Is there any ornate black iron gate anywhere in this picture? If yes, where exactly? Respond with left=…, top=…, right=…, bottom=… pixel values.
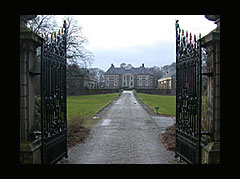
left=175, top=20, right=202, bottom=164
left=41, top=21, right=68, bottom=164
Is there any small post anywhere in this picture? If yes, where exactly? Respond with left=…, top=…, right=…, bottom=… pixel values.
left=155, top=107, right=159, bottom=115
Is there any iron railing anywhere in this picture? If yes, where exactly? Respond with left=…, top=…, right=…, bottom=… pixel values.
left=41, top=20, right=68, bottom=164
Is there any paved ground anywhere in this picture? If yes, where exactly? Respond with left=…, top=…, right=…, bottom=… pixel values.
left=61, top=91, right=178, bottom=164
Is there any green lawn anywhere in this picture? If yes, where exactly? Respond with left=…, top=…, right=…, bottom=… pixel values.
left=67, top=93, right=119, bottom=119
left=136, top=93, right=176, bottom=116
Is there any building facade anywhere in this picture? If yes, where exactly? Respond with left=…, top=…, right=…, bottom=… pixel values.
left=158, top=69, right=176, bottom=90
left=104, top=63, right=154, bottom=89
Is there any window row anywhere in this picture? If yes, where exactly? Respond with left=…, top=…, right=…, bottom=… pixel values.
left=138, top=79, right=152, bottom=86
left=105, top=75, right=119, bottom=80
left=105, top=79, right=118, bottom=86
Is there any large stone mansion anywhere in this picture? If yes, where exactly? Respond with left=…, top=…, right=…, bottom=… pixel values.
left=104, top=63, right=154, bottom=89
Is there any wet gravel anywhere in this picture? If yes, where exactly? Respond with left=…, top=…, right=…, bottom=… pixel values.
left=60, top=91, right=183, bottom=164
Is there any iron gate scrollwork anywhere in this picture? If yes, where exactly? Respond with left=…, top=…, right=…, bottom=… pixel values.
left=41, top=20, right=67, bottom=164
left=175, top=20, right=202, bottom=164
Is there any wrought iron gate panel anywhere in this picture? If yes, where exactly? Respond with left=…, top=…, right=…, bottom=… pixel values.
left=175, top=21, right=202, bottom=164
left=41, top=21, right=67, bottom=164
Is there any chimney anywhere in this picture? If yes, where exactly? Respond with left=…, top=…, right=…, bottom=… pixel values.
left=142, top=63, right=144, bottom=68
left=111, top=63, right=114, bottom=68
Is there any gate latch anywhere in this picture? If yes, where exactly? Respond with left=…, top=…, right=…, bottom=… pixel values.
left=29, top=72, right=41, bottom=76
left=201, top=72, right=213, bottom=77
left=201, top=131, right=212, bottom=136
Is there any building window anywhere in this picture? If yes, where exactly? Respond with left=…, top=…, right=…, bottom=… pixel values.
left=105, top=76, right=109, bottom=87
left=145, top=76, right=149, bottom=86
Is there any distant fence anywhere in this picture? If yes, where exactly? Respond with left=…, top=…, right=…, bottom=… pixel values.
left=67, top=88, right=120, bottom=96
left=135, top=89, right=176, bottom=96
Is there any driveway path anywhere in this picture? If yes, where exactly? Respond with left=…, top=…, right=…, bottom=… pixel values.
left=62, top=91, right=177, bottom=164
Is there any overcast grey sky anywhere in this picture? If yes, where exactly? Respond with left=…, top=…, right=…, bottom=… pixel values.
left=56, top=15, right=217, bottom=71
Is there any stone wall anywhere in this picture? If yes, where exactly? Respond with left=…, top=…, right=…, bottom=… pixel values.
left=20, top=16, right=42, bottom=164
left=200, top=16, right=220, bottom=164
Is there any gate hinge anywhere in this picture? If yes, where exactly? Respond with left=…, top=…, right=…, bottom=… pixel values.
left=30, top=130, right=41, bottom=140
left=201, top=131, right=212, bottom=136
left=201, top=72, right=213, bottom=77
left=29, top=72, right=41, bottom=76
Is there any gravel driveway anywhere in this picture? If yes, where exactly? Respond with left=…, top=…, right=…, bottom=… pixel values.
left=61, top=91, right=178, bottom=164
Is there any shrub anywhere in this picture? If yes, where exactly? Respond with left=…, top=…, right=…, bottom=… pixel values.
left=34, top=96, right=41, bottom=131
left=160, top=124, right=176, bottom=151
left=67, top=116, right=87, bottom=137
left=67, top=116, right=90, bottom=147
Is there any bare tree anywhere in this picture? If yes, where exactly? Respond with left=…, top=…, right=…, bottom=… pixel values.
left=64, top=16, right=94, bottom=67
left=27, top=15, right=58, bottom=35
left=27, top=15, right=94, bottom=67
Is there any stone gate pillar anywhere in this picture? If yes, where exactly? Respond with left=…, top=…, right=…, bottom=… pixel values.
left=20, top=15, right=42, bottom=164
left=200, top=15, right=220, bottom=164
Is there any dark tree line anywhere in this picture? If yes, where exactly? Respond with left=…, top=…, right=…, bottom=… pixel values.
left=67, top=63, right=105, bottom=89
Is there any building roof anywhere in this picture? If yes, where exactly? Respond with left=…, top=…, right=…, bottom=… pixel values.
left=159, top=69, right=176, bottom=80
left=105, top=64, right=154, bottom=75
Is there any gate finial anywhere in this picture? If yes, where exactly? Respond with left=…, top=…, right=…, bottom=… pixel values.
left=46, top=33, right=48, bottom=42
left=175, top=19, right=179, bottom=29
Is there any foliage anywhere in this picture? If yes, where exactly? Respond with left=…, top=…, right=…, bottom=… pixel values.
left=160, top=124, right=176, bottom=151
left=137, top=93, right=176, bottom=116
left=67, top=115, right=92, bottom=148
left=34, top=96, right=41, bottom=131
left=201, top=96, right=209, bottom=133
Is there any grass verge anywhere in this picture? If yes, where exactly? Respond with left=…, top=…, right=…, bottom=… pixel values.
left=67, top=93, right=119, bottom=119
left=136, top=93, right=176, bottom=116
